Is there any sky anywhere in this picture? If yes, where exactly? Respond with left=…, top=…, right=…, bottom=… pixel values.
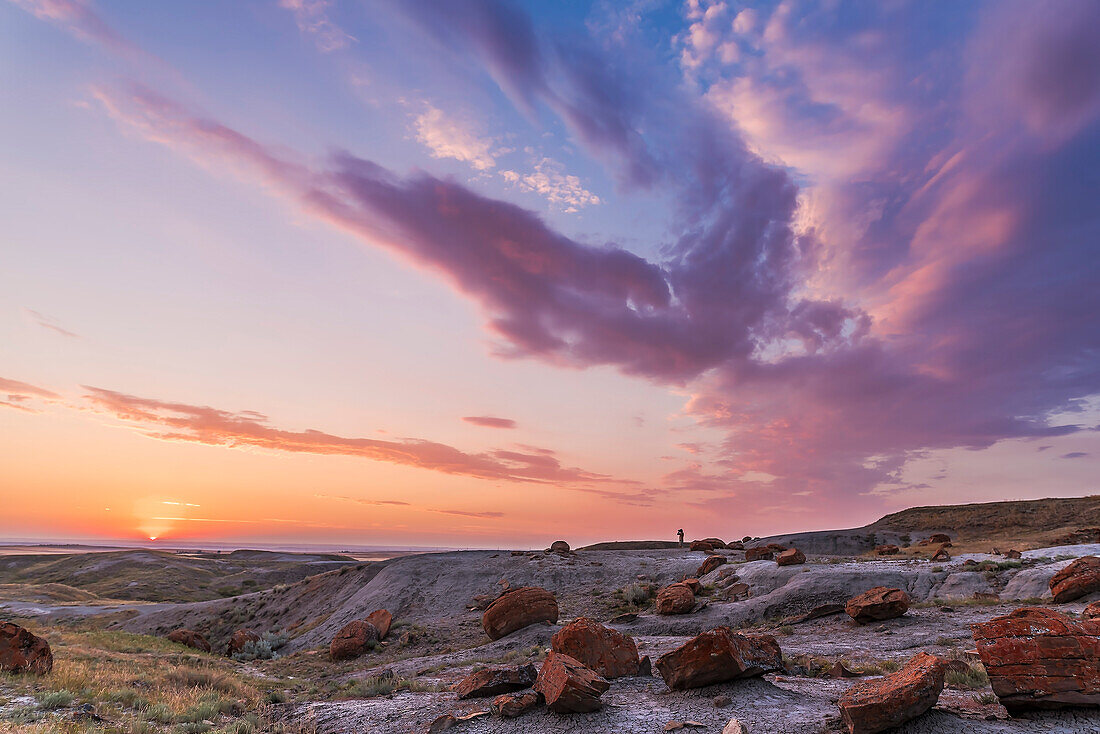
left=1, top=0, right=1098, bottom=549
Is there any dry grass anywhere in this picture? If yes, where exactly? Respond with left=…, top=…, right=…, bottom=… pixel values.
left=0, top=621, right=270, bottom=734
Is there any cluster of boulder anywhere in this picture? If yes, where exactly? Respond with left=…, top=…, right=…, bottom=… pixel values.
left=450, top=615, right=643, bottom=718
left=688, top=537, right=744, bottom=552
left=450, top=613, right=784, bottom=722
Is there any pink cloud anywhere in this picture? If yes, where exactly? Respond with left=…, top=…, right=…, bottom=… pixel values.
left=9, top=0, right=152, bottom=63
left=0, top=376, right=61, bottom=413
left=462, top=416, right=517, bottom=429
left=82, top=385, right=618, bottom=487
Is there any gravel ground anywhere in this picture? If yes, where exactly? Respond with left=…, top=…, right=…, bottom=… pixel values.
left=271, top=594, right=1100, bottom=734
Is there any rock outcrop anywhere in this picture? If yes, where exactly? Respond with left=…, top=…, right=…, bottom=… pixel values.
left=1049, top=556, right=1100, bottom=603
left=931, top=548, right=951, bottom=562
left=455, top=664, right=538, bottom=699
left=482, top=587, right=559, bottom=640
left=0, top=622, right=52, bottom=674
left=875, top=544, right=900, bottom=556
left=551, top=617, right=640, bottom=678
left=225, top=629, right=260, bottom=656
left=845, top=587, right=910, bottom=624
left=656, top=583, right=695, bottom=615
left=777, top=548, right=806, bottom=566
left=167, top=629, right=211, bottom=653
left=366, top=609, right=392, bottom=640
left=329, top=620, right=378, bottom=661
left=838, top=652, right=946, bottom=734
left=1083, top=600, right=1100, bottom=620
left=655, top=628, right=782, bottom=690
left=550, top=540, right=570, bottom=553
left=697, top=554, right=726, bottom=577
left=972, top=606, right=1100, bottom=711
left=701, top=538, right=727, bottom=549
left=534, top=651, right=609, bottom=713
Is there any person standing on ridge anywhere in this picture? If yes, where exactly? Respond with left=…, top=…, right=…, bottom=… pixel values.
left=677, top=528, right=684, bottom=547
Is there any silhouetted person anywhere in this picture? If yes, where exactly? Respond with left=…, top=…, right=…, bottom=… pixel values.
left=677, top=528, right=684, bottom=547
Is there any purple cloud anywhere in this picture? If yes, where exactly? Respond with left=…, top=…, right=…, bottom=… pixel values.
left=87, top=0, right=1099, bottom=526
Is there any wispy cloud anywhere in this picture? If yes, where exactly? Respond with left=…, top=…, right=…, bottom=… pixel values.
left=314, top=494, right=503, bottom=519
left=22, top=308, right=79, bottom=338
left=10, top=0, right=131, bottom=51
left=278, top=0, right=355, bottom=52
left=462, top=415, right=516, bottom=429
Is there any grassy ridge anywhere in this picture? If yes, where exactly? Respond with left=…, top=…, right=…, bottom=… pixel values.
left=0, top=551, right=356, bottom=604
left=869, top=495, right=1100, bottom=549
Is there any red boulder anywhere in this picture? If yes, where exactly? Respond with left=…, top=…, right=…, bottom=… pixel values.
left=455, top=664, right=537, bottom=698
left=551, top=617, right=640, bottom=678
left=225, top=628, right=260, bottom=656
left=838, top=652, right=946, bottom=734
left=656, top=583, right=695, bottom=615
left=972, top=607, right=1100, bottom=711
left=534, top=651, right=609, bottom=713
left=777, top=548, right=806, bottom=566
left=846, top=587, right=910, bottom=624
left=696, top=554, right=726, bottom=577
left=366, top=609, right=392, bottom=640
left=745, top=547, right=774, bottom=562
left=329, top=620, right=378, bottom=661
left=482, top=587, right=559, bottom=640
left=690, top=540, right=714, bottom=552
left=0, top=622, right=52, bottom=675
left=1049, top=556, right=1100, bottom=603
left=875, top=544, right=900, bottom=556
left=491, top=690, right=542, bottom=718
left=655, top=627, right=782, bottom=690
left=1082, top=600, right=1100, bottom=620
left=167, top=629, right=211, bottom=653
